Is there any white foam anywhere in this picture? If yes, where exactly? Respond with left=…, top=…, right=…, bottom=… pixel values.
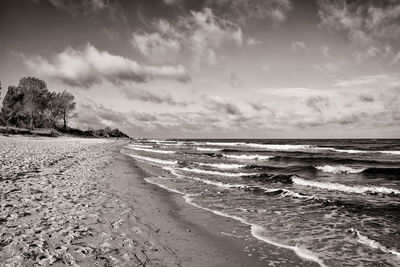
left=196, top=162, right=245, bottom=169
left=183, top=194, right=326, bottom=267
left=176, top=167, right=256, bottom=177
left=292, top=177, right=400, bottom=195
left=126, top=154, right=177, bottom=165
left=196, top=147, right=221, bottom=152
left=126, top=146, right=175, bottom=154
left=379, top=150, right=400, bottom=155
left=205, top=142, right=242, bottom=146
left=203, top=142, right=400, bottom=155
left=223, top=154, right=272, bottom=160
left=351, top=228, right=400, bottom=257
left=128, top=144, right=154, bottom=148
left=315, top=165, right=365, bottom=174
left=246, top=143, right=312, bottom=150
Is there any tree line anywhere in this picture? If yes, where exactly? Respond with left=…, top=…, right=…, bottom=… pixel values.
left=0, top=77, right=129, bottom=138
left=0, top=77, right=76, bottom=129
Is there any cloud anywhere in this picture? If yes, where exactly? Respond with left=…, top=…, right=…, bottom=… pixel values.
left=229, top=73, right=241, bottom=88
left=72, top=101, right=159, bottom=132
left=313, top=62, right=338, bottom=74
left=121, top=88, right=188, bottom=106
left=132, top=8, right=243, bottom=66
left=41, top=0, right=121, bottom=18
left=290, top=41, right=308, bottom=53
left=246, top=37, right=262, bottom=46
left=390, top=51, right=400, bottom=66
left=163, top=0, right=182, bottom=5
left=334, top=74, right=400, bottom=87
left=317, top=0, right=400, bottom=47
left=206, top=0, right=293, bottom=25
left=132, top=20, right=181, bottom=62
left=306, top=96, right=330, bottom=113
left=24, top=44, right=190, bottom=88
left=203, top=97, right=242, bottom=115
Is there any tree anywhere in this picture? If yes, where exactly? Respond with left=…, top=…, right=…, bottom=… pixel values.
left=47, top=92, right=62, bottom=128
left=58, top=90, right=76, bottom=130
left=1, top=86, right=26, bottom=127
left=18, top=77, right=49, bottom=129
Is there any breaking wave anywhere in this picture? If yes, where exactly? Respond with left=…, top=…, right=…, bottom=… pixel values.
left=195, top=162, right=245, bottom=169
left=126, top=154, right=178, bottom=165
left=196, top=147, right=222, bottom=152
left=292, top=177, right=400, bottom=196
left=223, top=154, right=272, bottom=160
left=350, top=228, right=400, bottom=257
left=126, top=146, right=175, bottom=154
left=315, top=165, right=366, bottom=174
left=176, top=167, right=256, bottom=177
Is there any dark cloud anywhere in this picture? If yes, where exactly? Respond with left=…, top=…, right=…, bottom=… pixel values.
left=24, top=44, right=191, bottom=88
left=121, top=88, right=188, bottom=106
left=359, top=94, right=374, bottom=102
left=203, top=97, right=242, bottom=115
left=306, top=96, right=330, bottom=113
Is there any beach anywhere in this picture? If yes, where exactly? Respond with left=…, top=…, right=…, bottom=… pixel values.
left=0, top=136, right=319, bottom=266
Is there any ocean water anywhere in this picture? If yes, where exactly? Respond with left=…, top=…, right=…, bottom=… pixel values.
left=121, top=139, right=400, bottom=266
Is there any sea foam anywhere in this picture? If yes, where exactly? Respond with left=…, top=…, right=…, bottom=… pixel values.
left=183, top=194, right=327, bottom=267
left=223, top=154, right=272, bottom=160
left=126, top=146, right=175, bottom=154
left=292, top=177, right=400, bottom=195
left=196, top=147, right=222, bottom=152
left=196, top=162, right=245, bottom=169
left=315, top=165, right=365, bottom=174
left=176, top=167, right=256, bottom=177
left=350, top=228, right=400, bottom=257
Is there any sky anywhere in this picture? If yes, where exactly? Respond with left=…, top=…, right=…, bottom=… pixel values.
left=0, top=0, right=399, bottom=138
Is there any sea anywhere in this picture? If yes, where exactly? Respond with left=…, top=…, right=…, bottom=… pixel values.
left=121, top=139, right=400, bottom=266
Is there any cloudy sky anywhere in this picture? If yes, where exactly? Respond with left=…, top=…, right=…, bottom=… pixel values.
left=1, top=0, right=400, bottom=138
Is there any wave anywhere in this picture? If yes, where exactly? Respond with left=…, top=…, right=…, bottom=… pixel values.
left=128, top=144, right=154, bottom=148
left=380, top=150, right=400, bottom=155
left=292, top=177, right=400, bottom=196
left=183, top=194, right=327, bottom=267
left=315, top=165, right=400, bottom=178
left=197, top=141, right=400, bottom=155
left=196, top=162, right=245, bottom=169
left=207, top=142, right=312, bottom=151
left=362, top=167, right=400, bottom=177
left=244, top=173, right=294, bottom=184
left=196, top=147, right=222, bottom=152
left=223, top=154, right=272, bottom=160
left=126, top=154, right=178, bottom=165
left=315, top=165, right=365, bottom=174
left=350, top=228, right=400, bottom=257
left=185, top=174, right=313, bottom=199
left=176, top=167, right=256, bottom=177
left=126, top=146, right=175, bottom=154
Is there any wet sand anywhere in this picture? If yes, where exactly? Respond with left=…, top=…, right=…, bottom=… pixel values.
left=0, top=136, right=316, bottom=266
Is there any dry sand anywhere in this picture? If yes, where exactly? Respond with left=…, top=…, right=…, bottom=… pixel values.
left=0, top=136, right=314, bottom=267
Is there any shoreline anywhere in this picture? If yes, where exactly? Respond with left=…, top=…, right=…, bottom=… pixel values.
left=117, top=147, right=320, bottom=266
left=0, top=136, right=319, bottom=266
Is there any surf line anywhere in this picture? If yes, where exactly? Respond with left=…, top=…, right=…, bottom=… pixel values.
left=183, top=194, right=328, bottom=267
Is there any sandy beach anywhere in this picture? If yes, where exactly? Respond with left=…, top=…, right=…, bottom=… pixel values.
left=0, top=136, right=319, bottom=266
